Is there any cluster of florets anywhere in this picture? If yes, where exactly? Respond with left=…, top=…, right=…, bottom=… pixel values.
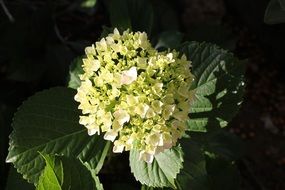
left=75, top=28, right=194, bottom=163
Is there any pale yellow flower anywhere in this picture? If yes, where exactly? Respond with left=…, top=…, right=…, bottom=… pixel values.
left=75, top=28, right=194, bottom=163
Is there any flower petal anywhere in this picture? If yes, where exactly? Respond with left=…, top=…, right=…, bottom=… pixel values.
left=121, top=67, right=137, bottom=85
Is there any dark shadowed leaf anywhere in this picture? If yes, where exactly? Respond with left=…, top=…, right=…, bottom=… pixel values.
left=155, top=31, right=183, bottom=50
left=109, top=0, right=154, bottom=34
left=179, top=42, right=245, bottom=132
left=203, top=130, right=244, bottom=161
left=176, top=140, right=209, bottom=190
left=205, top=155, right=240, bottom=190
left=279, top=0, right=285, bottom=10
left=264, top=0, right=285, bottom=24
left=175, top=137, right=241, bottom=190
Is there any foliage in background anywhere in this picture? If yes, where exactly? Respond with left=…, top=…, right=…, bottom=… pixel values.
left=264, top=0, right=285, bottom=24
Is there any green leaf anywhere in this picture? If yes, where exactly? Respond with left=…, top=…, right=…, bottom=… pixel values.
left=175, top=138, right=241, bottom=190
left=179, top=42, right=245, bottom=132
left=155, top=31, right=183, bottom=50
left=109, top=0, right=154, bottom=34
left=81, top=0, right=97, bottom=8
left=6, top=87, right=110, bottom=184
left=141, top=185, right=168, bottom=190
left=36, top=154, right=102, bottom=190
left=176, top=140, right=209, bottom=190
left=264, top=0, right=285, bottom=24
left=68, top=57, right=84, bottom=89
left=135, top=136, right=243, bottom=189
left=203, top=130, right=244, bottom=161
left=134, top=135, right=243, bottom=190
left=130, top=146, right=183, bottom=188
left=36, top=154, right=62, bottom=190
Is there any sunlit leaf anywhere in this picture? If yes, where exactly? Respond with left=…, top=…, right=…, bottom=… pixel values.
left=130, top=146, right=183, bottom=188
left=36, top=154, right=62, bottom=190
left=81, top=0, right=97, bottom=8
left=6, top=87, right=110, bottom=184
left=36, top=154, right=102, bottom=190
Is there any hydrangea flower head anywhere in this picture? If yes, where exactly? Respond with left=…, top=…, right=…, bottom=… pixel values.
left=75, top=28, right=194, bottom=163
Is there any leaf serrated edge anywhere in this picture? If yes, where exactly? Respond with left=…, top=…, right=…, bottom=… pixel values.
left=130, top=146, right=184, bottom=189
left=5, top=87, right=77, bottom=184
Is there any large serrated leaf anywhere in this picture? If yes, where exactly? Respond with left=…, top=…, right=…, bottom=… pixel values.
left=6, top=87, right=110, bottom=184
left=180, top=42, right=245, bottom=132
left=130, top=146, right=183, bottom=188
left=141, top=185, right=170, bottom=190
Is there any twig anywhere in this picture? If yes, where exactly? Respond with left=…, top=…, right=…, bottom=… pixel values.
left=0, top=0, right=15, bottom=22
left=54, top=23, right=66, bottom=43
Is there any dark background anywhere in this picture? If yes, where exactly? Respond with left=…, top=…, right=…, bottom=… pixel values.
left=0, top=0, right=285, bottom=189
